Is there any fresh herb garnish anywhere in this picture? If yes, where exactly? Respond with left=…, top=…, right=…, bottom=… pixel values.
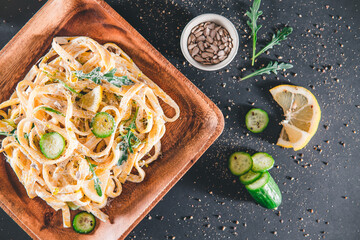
left=57, top=79, right=83, bottom=96
left=74, top=67, right=102, bottom=84
left=103, top=68, right=133, bottom=87
left=74, top=67, right=134, bottom=88
left=117, top=108, right=141, bottom=166
left=86, top=157, right=102, bottom=197
left=240, top=61, right=293, bottom=81
left=0, top=132, right=13, bottom=137
left=38, top=106, right=65, bottom=117
left=246, top=0, right=263, bottom=66
left=254, top=27, right=293, bottom=60
left=0, top=130, right=28, bottom=143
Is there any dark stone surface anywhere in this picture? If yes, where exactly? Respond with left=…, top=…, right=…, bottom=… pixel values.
left=0, top=0, right=359, bottom=239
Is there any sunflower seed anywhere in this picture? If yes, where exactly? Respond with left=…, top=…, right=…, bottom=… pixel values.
left=195, top=31, right=203, bottom=37
left=196, top=35, right=206, bottom=42
left=205, top=27, right=210, bottom=36
left=206, top=48, right=214, bottom=53
left=198, top=41, right=204, bottom=51
left=210, top=44, right=219, bottom=52
left=191, top=47, right=199, bottom=56
left=218, top=50, right=225, bottom=57
left=191, top=26, right=199, bottom=33
left=194, top=55, right=204, bottom=62
left=219, top=55, right=226, bottom=61
left=188, top=43, right=197, bottom=50
left=206, top=36, right=214, bottom=43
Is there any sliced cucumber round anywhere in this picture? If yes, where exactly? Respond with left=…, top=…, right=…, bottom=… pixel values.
left=245, top=108, right=269, bottom=133
left=39, top=132, right=65, bottom=159
left=228, top=152, right=252, bottom=176
left=91, top=112, right=115, bottom=138
left=245, top=171, right=282, bottom=209
left=251, top=152, right=275, bottom=172
left=239, top=170, right=262, bottom=185
left=72, top=211, right=96, bottom=234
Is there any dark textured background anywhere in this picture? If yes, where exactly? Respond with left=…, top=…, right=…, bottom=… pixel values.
left=0, top=0, right=359, bottom=239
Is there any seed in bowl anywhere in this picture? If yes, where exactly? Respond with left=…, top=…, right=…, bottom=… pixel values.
left=187, top=21, right=233, bottom=65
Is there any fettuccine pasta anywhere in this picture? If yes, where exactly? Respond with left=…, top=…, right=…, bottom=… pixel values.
left=0, top=37, right=179, bottom=228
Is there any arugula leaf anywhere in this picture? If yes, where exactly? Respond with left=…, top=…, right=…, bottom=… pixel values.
left=254, top=26, right=293, bottom=59
left=56, top=79, right=83, bottom=96
left=117, top=141, right=129, bottom=166
left=0, top=130, right=28, bottom=144
left=116, top=108, right=141, bottom=166
left=73, top=68, right=134, bottom=87
left=86, top=157, right=102, bottom=197
left=74, top=67, right=102, bottom=84
left=246, top=0, right=263, bottom=66
left=240, top=61, right=293, bottom=81
left=38, top=106, right=65, bottom=117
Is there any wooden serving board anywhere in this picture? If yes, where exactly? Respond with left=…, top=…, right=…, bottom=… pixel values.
left=0, top=0, right=224, bottom=239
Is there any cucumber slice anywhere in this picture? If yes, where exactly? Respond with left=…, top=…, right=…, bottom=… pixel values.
left=39, top=132, right=65, bottom=159
left=239, top=170, right=262, bottom=184
left=245, top=172, right=282, bottom=209
left=91, top=112, right=115, bottom=138
left=245, top=108, right=269, bottom=133
left=72, top=211, right=96, bottom=234
left=251, top=152, right=275, bottom=172
left=228, top=152, right=252, bottom=176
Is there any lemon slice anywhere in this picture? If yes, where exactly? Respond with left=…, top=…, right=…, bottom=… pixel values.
left=78, top=85, right=103, bottom=112
left=270, top=85, right=321, bottom=151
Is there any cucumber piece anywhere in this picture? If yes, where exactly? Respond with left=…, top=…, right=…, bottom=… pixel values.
left=72, top=211, right=96, bottom=234
left=91, top=112, right=115, bottom=138
left=245, top=172, right=282, bottom=209
left=239, top=170, right=262, bottom=184
left=228, top=152, right=252, bottom=176
left=245, top=108, right=269, bottom=133
left=39, top=132, right=65, bottom=159
left=251, top=152, right=275, bottom=172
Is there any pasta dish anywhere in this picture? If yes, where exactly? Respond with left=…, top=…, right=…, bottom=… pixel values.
left=0, top=37, right=180, bottom=228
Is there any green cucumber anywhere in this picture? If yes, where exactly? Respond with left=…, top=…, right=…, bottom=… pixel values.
left=245, top=108, right=269, bottom=133
left=251, top=152, right=275, bottom=172
left=245, top=171, right=282, bottom=209
left=39, top=132, right=65, bottom=159
left=228, top=152, right=252, bottom=176
left=239, top=170, right=262, bottom=184
left=91, top=112, right=115, bottom=138
left=72, top=211, right=96, bottom=234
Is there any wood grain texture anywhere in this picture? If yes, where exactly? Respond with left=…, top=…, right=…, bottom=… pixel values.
left=0, top=0, right=224, bottom=239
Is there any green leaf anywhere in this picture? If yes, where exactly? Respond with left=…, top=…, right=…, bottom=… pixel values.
left=94, top=177, right=103, bottom=197
left=0, top=132, right=12, bottom=136
left=254, top=26, right=293, bottom=59
left=74, top=67, right=102, bottom=84
left=86, top=157, right=102, bottom=197
left=38, top=106, right=65, bottom=117
left=246, top=0, right=262, bottom=66
left=117, top=141, right=129, bottom=166
left=56, top=79, right=83, bottom=96
left=73, top=68, right=134, bottom=87
left=240, top=61, right=293, bottom=81
left=116, top=108, right=140, bottom=165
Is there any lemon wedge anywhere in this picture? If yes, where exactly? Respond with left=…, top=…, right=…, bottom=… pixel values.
left=270, top=85, right=321, bottom=151
left=78, top=85, right=103, bottom=113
